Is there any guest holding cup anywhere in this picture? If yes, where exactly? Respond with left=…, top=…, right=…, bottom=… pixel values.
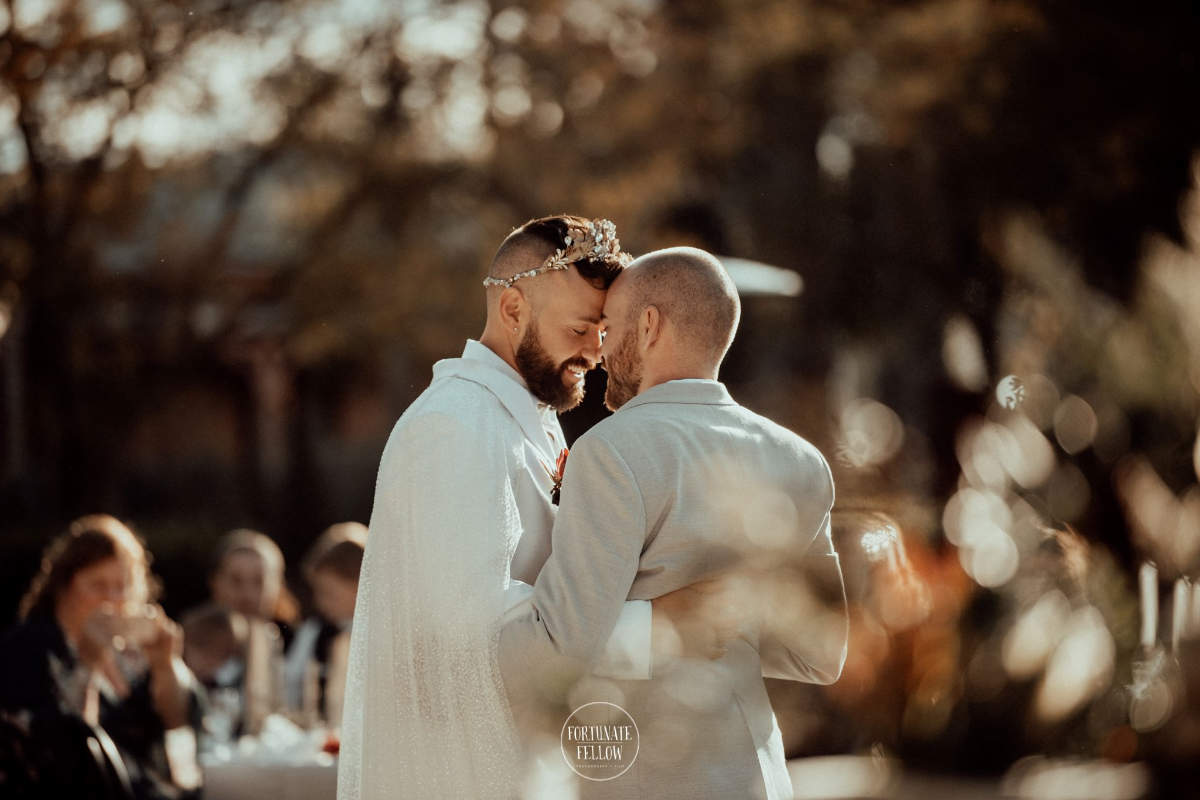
left=0, top=514, right=201, bottom=800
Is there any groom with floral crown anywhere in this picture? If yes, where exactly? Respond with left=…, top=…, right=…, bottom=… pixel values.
left=338, top=216, right=737, bottom=800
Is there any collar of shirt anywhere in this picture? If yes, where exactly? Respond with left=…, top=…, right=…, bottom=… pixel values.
left=462, top=339, right=561, bottom=428
left=462, top=339, right=526, bottom=391
left=443, top=339, right=561, bottom=457
left=617, top=378, right=734, bottom=411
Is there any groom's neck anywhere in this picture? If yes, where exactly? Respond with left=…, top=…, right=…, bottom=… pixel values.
left=638, top=363, right=719, bottom=394
left=478, top=328, right=520, bottom=374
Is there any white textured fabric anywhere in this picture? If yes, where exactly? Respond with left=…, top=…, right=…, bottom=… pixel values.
left=339, top=394, right=523, bottom=799
left=338, top=342, right=652, bottom=800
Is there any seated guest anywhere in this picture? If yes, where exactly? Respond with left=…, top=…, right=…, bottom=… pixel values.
left=207, top=529, right=298, bottom=639
left=284, top=522, right=366, bottom=729
left=0, top=514, right=201, bottom=800
left=200, top=529, right=298, bottom=734
left=180, top=604, right=248, bottom=748
left=180, top=603, right=247, bottom=689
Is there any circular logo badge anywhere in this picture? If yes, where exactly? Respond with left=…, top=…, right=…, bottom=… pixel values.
left=560, top=701, right=640, bottom=781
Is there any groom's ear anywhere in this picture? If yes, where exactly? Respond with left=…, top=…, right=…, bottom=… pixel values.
left=640, top=304, right=662, bottom=350
left=497, top=287, right=527, bottom=331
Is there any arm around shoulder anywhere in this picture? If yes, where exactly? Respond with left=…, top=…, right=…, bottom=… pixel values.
left=498, top=430, right=649, bottom=704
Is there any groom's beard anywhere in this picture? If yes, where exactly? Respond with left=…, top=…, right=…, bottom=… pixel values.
left=603, top=327, right=642, bottom=411
left=515, top=321, right=590, bottom=412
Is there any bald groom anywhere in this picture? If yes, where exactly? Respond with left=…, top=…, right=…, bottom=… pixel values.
left=498, top=247, right=849, bottom=800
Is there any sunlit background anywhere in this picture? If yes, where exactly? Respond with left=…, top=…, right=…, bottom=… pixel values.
left=3, top=0, right=1200, bottom=797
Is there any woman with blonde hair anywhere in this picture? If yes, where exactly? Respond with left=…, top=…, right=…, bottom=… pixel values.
left=207, top=528, right=299, bottom=632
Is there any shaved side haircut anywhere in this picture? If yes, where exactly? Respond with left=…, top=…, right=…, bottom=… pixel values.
left=488, top=215, right=626, bottom=291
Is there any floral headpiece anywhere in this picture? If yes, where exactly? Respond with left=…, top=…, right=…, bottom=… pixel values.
left=482, top=218, right=633, bottom=289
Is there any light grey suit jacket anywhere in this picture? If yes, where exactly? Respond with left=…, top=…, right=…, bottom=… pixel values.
left=499, top=380, right=848, bottom=800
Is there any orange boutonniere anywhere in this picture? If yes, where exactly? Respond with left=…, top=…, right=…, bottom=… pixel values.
left=544, top=447, right=569, bottom=505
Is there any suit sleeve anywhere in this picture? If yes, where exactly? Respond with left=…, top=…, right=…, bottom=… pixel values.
left=498, top=430, right=647, bottom=705
left=757, top=457, right=849, bottom=684
left=502, top=584, right=651, bottom=680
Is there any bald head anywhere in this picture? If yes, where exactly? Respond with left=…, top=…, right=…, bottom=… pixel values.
left=615, top=246, right=741, bottom=368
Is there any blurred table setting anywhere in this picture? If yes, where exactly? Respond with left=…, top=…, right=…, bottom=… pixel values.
left=199, top=713, right=338, bottom=800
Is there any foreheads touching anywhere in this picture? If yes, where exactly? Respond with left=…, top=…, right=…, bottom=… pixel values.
left=485, top=216, right=629, bottom=332
left=482, top=215, right=632, bottom=411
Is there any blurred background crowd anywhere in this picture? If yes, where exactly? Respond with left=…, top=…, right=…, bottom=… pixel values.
left=2, top=0, right=1200, bottom=798
left=1, top=513, right=363, bottom=797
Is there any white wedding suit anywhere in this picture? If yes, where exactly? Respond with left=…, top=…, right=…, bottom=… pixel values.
left=499, top=379, right=849, bottom=800
left=338, top=340, right=652, bottom=800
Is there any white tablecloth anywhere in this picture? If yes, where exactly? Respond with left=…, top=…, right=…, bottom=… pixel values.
left=202, top=758, right=337, bottom=800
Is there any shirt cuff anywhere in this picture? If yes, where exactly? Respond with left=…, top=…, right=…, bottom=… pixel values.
left=591, top=600, right=652, bottom=680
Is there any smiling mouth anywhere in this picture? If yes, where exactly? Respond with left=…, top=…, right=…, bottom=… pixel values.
left=565, top=366, right=588, bottom=382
